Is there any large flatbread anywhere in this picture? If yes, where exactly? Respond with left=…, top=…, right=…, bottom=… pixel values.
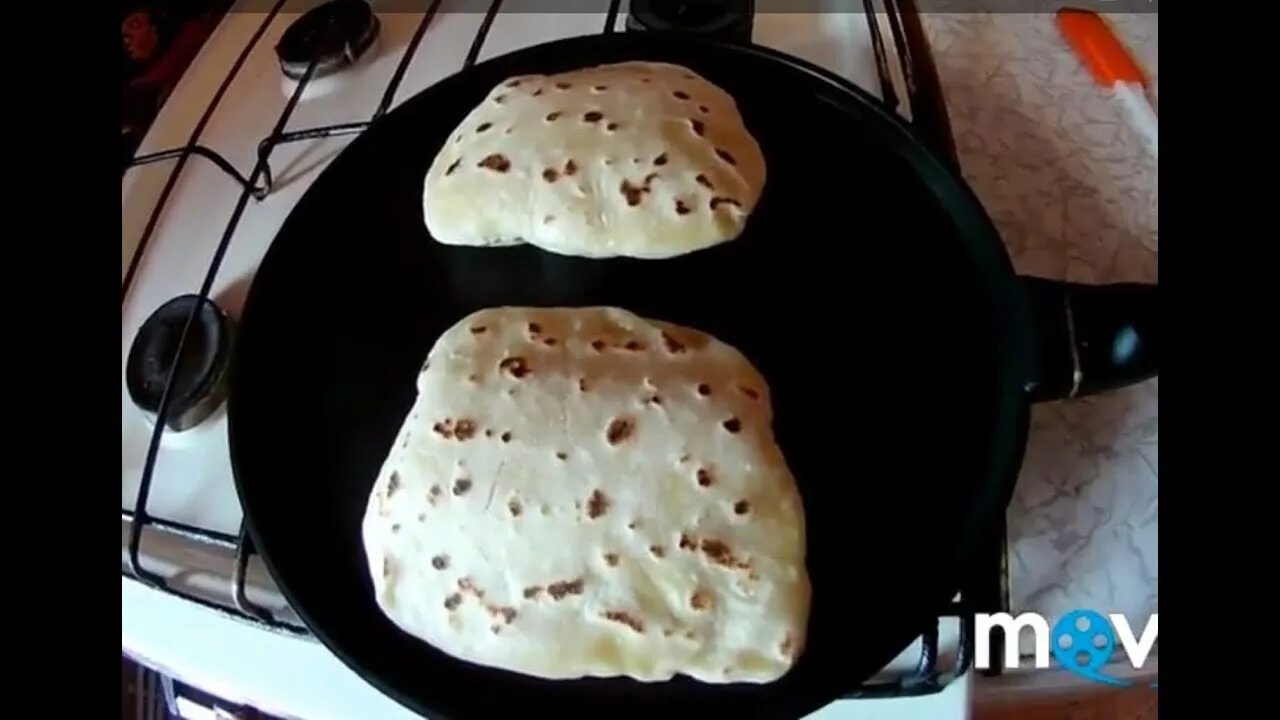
left=422, top=62, right=767, bottom=259
left=362, top=307, right=809, bottom=683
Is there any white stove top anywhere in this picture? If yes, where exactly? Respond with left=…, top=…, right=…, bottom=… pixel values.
left=122, top=2, right=970, bottom=717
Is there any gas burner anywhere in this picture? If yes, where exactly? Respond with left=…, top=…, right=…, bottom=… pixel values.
left=126, top=295, right=233, bottom=433
left=626, top=0, right=755, bottom=44
left=275, top=0, right=380, bottom=81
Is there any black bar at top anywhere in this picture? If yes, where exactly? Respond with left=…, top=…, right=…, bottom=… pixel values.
left=121, top=0, right=288, bottom=305
left=465, top=0, right=506, bottom=68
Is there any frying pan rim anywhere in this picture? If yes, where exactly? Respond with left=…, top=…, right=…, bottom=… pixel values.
left=227, top=31, right=1035, bottom=720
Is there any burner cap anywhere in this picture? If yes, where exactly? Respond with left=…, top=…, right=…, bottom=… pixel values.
left=126, top=295, right=233, bottom=432
left=626, top=0, right=755, bottom=43
left=276, top=0, right=380, bottom=81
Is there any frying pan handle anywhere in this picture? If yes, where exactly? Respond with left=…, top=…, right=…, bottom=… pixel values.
left=1022, top=276, right=1158, bottom=402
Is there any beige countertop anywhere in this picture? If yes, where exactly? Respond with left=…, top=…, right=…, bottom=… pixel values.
left=921, top=10, right=1158, bottom=643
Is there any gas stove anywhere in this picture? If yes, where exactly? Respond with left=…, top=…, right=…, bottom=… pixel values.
left=121, top=1, right=983, bottom=716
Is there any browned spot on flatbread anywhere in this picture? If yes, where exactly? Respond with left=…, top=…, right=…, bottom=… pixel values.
left=428, top=485, right=442, bottom=503
left=444, top=593, right=462, bottom=611
left=523, top=586, right=543, bottom=600
left=695, top=173, right=714, bottom=190
left=508, top=498, right=523, bottom=517
left=556, top=451, right=568, bottom=460
left=620, top=179, right=644, bottom=207
left=734, top=500, right=751, bottom=516
left=691, top=589, right=713, bottom=611
left=606, top=418, right=634, bottom=445
left=583, top=111, right=603, bottom=123
left=654, top=153, right=668, bottom=166
left=624, top=340, right=645, bottom=351
left=739, top=386, right=760, bottom=400
left=487, top=605, right=518, bottom=624
left=715, top=148, right=737, bottom=166
left=672, top=90, right=690, bottom=100
left=700, top=538, right=751, bottom=571
left=662, top=332, right=687, bottom=353
left=564, top=159, right=578, bottom=176
left=547, top=578, right=584, bottom=601
left=650, top=545, right=666, bottom=558
left=679, top=533, right=697, bottom=551
left=722, top=417, right=742, bottom=433
left=603, top=610, right=645, bottom=633
left=675, top=199, right=691, bottom=215
left=477, top=154, right=510, bottom=172
left=587, top=489, right=610, bottom=519
left=780, top=633, right=795, bottom=658
left=470, top=324, right=487, bottom=334
left=546, top=111, right=562, bottom=121
left=555, top=82, right=571, bottom=90
left=690, top=119, right=705, bottom=137
left=498, top=356, right=531, bottom=379
left=433, top=418, right=477, bottom=440
left=445, top=158, right=461, bottom=175
left=387, top=471, right=401, bottom=497
left=543, top=168, right=559, bottom=182
left=476, top=122, right=492, bottom=133
left=603, top=552, right=619, bottom=567
left=458, top=577, right=485, bottom=599
left=431, top=555, right=449, bottom=570
left=590, top=340, right=606, bottom=352
left=697, top=383, right=712, bottom=396
left=500, top=431, right=512, bottom=443
left=579, top=377, right=589, bottom=392
left=452, top=478, right=473, bottom=496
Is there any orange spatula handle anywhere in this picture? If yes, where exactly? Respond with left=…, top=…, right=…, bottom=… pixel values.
left=1056, top=8, right=1146, bottom=87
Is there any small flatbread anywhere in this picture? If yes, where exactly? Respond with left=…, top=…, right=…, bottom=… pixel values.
left=362, top=307, right=809, bottom=683
left=422, top=62, right=766, bottom=259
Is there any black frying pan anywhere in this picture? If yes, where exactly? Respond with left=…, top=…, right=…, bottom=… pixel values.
left=228, top=31, right=1157, bottom=720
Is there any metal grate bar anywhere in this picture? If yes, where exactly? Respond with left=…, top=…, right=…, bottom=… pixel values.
left=861, top=0, right=900, bottom=112
left=130, top=145, right=265, bottom=198
left=127, top=21, right=339, bottom=588
left=465, top=0, right=505, bottom=68
left=122, top=0, right=288, bottom=304
left=374, top=0, right=446, bottom=118
left=121, top=509, right=239, bottom=548
left=603, top=0, right=622, bottom=33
